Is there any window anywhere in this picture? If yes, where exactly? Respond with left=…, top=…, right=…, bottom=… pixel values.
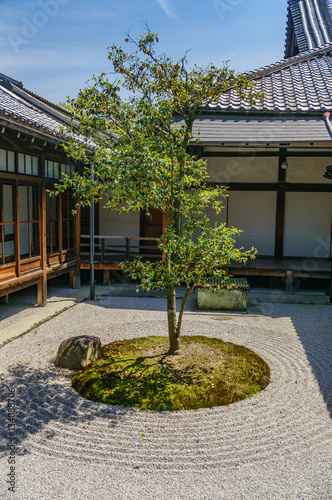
left=46, top=192, right=59, bottom=253
left=18, top=185, right=40, bottom=260
left=61, top=191, right=75, bottom=250
left=18, top=153, right=38, bottom=176
left=0, top=183, right=15, bottom=264
left=45, top=160, right=75, bottom=180
left=61, top=163, right=75, bottom=179
left=0, top=149, right=15, bottom=173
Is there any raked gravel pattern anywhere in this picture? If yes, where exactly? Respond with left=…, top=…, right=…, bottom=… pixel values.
left=0, top=296, right=331, bottom=499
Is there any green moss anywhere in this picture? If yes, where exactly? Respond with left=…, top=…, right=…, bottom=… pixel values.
left=72, top=336, right=270, bottom=411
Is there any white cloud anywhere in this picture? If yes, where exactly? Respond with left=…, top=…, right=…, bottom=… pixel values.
left=156, top=0, right=179, bottom=22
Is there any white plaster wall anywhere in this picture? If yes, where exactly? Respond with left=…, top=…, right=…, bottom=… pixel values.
left=286, top=157, right=332, bottom=184
left=99, top=208, right=140, bottom=237
left=284, top=192, right=332, bottom=258
left=206, top=157, right=278, bottom=184
left=98, top=197, right=140, bottom=253
left=228, top=191, right=277, bottom=255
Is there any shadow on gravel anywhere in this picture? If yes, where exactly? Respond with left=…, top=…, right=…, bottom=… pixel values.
left=83, top=291, right=197, bottom=313
left=0, top=276, right=76, bottom=327
left=0, top=364, right=130, bottom=457
left=257, top=302, right=332, bottom=419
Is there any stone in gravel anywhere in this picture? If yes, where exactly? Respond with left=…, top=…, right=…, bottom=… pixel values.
left=56, top=335, right=102, bottom=370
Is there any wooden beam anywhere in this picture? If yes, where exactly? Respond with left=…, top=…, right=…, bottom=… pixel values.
left=275, top=148, right=287, bottom=258
left=275, top=190, right=285, bottom=258
left=59, top=192, right=63, bottom=264
left=203, top=151, right=279, bottom=158
left=72, top=203, right=81, bottom=289
left=14, top=180, right=20, bottom=278
left=80, top=262, right=122, bottom=271
left=203, top=151, right=332, bottom=158
left=70, top=264, right=81, bottom=289
left=206, top=182, right=332, bottom=192
left=0, top=271, right=42, bottom=297
left=229, top=268, right=286, bottom=277
left=206, top=182, right=278, bottom=190
left=140, top=210, right=145, bottom=238
left=285, top=270, right=293, bottom=294
left=37, top=275, right=47, bottom=307
left=46, top=262, right=76, bottom=278
left=0, top=171, right=42, bottom=183
left=38, top=157, right=47, bottom=307
left=103, top=270, right=111, bottom=286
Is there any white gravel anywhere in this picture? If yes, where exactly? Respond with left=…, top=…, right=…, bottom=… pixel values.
left=0, top=295, right=331, bottom=499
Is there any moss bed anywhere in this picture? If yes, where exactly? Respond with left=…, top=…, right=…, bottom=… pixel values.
left=72, top=336, right=270, bottom=411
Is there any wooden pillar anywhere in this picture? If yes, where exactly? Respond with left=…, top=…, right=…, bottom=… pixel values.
left=70, top=263, right=81, bottom=289
left=103, top=270, right=110, bottom=286
left=71, top=203, right=81, bottom=289
left=285, top=270, right=293, bottom=294
left=14, top=180, right=20, bottom=278
left=101, top=238, right=105, bottom=263
left=126, top=238, right=130, bottom=259
left=38, top=157, right=47, bottom=307
left=59, top=193, right=63, bottom=264
left=275, top=148, right=287, bottom=258
left=37, top=275, right=47, bottom=306
left=1, top=294, right=9, bottom=304
left=162, top=213, right=168, bottom=262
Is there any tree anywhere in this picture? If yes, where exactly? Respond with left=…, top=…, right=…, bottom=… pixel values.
left=59, top=30, right=257, bottom=354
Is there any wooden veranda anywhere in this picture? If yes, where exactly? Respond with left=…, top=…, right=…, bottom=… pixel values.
left=79, top=234, right=331, bottom=292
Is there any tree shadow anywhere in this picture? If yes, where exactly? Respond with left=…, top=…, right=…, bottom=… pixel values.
left=82, top=292, right=198, bottom=313
left=256, top=301, right=332, bottom=418
left=0, top=363, right=132, bottom=457
left=75, top=347, right=199, bottom=411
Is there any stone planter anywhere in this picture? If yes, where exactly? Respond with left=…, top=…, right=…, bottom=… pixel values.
left=197, top=277, right=249, bottom=312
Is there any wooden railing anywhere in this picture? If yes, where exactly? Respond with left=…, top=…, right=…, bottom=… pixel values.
left=80, top=235, right=160, bottom=263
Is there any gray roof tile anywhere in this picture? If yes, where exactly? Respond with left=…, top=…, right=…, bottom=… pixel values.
left=0, top=85, right=66, bottom=137
left=209, top=44, right=332, bottom=113
left=0, top=76, right=71, bottom=140
left=186, top=116, right=332, bottom=144
left=285, top=0, right=332, bottom=57
left=0, top=76, right=92, bottom=146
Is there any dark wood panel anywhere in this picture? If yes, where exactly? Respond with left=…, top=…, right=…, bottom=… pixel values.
left=80, top=202, right=99, bottom=236
left=206, top=182, right=332, bottom=192
left=47, top=253, right=60, bottom=267
left=0, top=263, right=16, bottom=283
left=20, top=257, right=41, bottom=275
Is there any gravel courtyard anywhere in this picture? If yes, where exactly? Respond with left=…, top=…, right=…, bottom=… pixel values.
left=0, top=293, right=331, bottom=499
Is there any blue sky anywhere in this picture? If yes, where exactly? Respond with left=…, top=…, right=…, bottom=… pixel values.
left=0, top=0, right=288, bottom=104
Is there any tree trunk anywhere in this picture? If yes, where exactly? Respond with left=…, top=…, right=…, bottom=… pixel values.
left=167, top=286, right=180, bottom=354
left=176, top=285, right=192, bottom=339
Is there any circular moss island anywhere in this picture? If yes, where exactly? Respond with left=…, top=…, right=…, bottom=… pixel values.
left=72, top=336, right=270, bottom=411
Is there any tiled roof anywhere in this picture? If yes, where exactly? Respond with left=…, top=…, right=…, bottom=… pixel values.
left=0, top=76, right=70, bottom=140
left=0, top=75, right=94, bottom=147
left=187, top=116, right=331, bottom=144
left=209, top=44, right=332, bottom=113
left=285, top=0, right=332, bottom=57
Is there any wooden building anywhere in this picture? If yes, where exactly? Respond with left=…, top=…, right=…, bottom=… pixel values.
left=2, top=0, right=332, bottom=298
left=90, top=0, right=332, bottom=290
left=0, top=74, right=80, bottom=305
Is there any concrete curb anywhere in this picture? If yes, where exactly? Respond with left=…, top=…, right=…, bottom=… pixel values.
left=0, top=288, right=89, bottom=348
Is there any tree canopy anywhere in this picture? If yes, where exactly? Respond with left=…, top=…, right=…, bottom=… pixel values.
left=59, top=30, right=258, bottom=353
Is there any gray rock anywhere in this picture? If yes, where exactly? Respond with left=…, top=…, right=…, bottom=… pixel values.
left=56, top=335, right=102, bottom=370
